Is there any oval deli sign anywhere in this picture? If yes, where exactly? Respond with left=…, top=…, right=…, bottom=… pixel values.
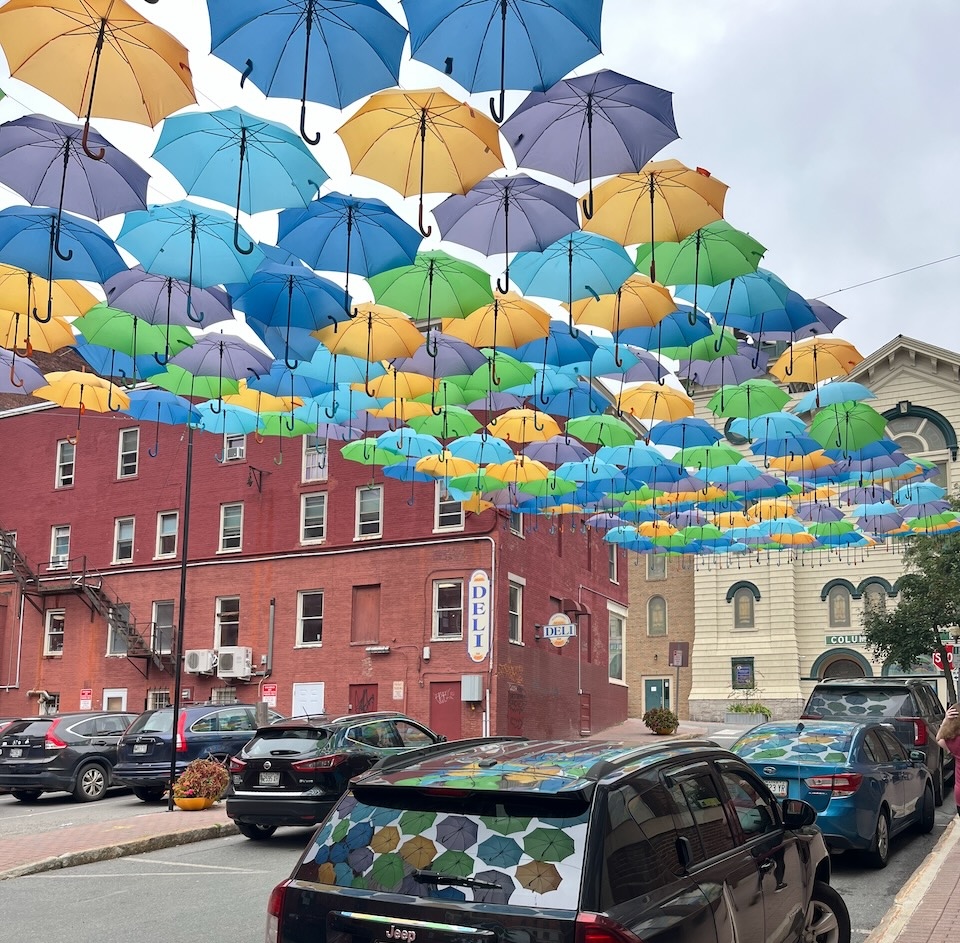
left=467, top=570, right=491, bottom=663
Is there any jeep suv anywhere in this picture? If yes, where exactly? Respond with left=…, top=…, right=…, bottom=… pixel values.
left=113, top=703, right=282, bottom=802
left=801, top=678, right=953, bottom=804
left=0, top=711, right=136, bottom=802
left=267, top=737, right=850, bottom=943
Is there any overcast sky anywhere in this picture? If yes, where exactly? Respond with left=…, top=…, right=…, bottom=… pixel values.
left=0, top=0, right=957, bottom=359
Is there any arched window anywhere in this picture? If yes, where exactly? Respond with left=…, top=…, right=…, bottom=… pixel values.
left=647, top=596, right=667, bottom=636
left=823, top=657, right=866, bottom=679
left=862, top=582, right=887, bottom=613
left=828, top=586, right=851, bottom=627
left=733, top=587, right=755, bottom=629
left=885, top=405, right=956, bottom=489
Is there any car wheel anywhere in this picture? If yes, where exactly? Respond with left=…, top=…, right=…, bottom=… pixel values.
left=133, top=786, right=166, bottom=802
left=11, top=789, right=42, bottom=802
left=237, top=822, right=277, bottom=840
left=803, top=880, right=851, bottom=943
left=933, top=763, right=944, bottom=806
left=73, top=763, right=108, bottom=802
left=916, top=784, right=936, bottom=834
left=863, top=809, right=890, bottom=869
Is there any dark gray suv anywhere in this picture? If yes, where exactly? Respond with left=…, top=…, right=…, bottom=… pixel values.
left=267, top=737, right=850, bottom=943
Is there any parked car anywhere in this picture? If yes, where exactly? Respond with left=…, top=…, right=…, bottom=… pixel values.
left=113, top=702, right=282, bottom=802
left=732, top=720, right=935, bottom=868
left=801, top=678, right=952, bottom=804
left=0, top=711, right=137, bottom=802
left=227, top=711, right=444, bottom=839
left=266, top=737, right=850, bottom=943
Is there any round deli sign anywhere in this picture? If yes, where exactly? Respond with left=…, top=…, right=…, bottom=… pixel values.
left=541, top=612, right=576, bottom=648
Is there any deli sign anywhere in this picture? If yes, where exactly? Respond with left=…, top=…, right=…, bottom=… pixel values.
left=467, top=570, right=491, bottom=663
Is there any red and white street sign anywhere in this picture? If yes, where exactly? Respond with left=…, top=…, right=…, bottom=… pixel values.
left=261, top=682, right=278, bottom=707
left=932, top=644, right=955, bottom=670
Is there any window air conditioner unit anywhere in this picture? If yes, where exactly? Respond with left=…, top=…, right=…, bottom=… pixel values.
left=217, top=645, right=253, bottom=679
left=184, top=649, right=217, bottom=674
left=225, top=447, right=244, bottom=461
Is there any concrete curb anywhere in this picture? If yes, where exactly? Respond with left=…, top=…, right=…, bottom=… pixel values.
left=863, top=818, right=960, bottom=943
left=0, top=820, right=239, bottom=881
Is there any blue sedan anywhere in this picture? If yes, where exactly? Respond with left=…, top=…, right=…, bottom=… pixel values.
left=732, top=720, right=934, bottom=868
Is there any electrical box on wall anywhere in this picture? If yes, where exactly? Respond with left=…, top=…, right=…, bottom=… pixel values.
left=461, top=674, right=483, bottom=702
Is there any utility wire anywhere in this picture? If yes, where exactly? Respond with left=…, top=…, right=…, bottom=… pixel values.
left=815, top=253, right=960, bottom=299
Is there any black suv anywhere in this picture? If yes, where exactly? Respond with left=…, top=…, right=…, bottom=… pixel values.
left=227, top=711, right=444, bottom=840
left=113, top=702, right=282, bottom=802
left=801, top=678, right=953, bottom=804
left=0, top=711, right=136, bottom=802
left=267, top=738, right=850, bottom=943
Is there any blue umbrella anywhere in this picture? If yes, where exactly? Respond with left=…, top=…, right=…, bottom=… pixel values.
left=619, top=306, right=713, bottom=352
left=402, top=0, right=603, bottom=122
left=433, top=175, right=579, bottom=293
left=73, top=337, right=166, bottom=386
left=195, top=400, right=261, bottom=438
left=0, top=205, right=126, bottom=321
left=647, top=417, right=723, bottom=449
left=447, top=433, right=515, bottom=464
left=501, top=69, right=678, bottom=217
left=278, top=193, right=421, bottom=312
left=248, top=361, right=335, bottom=399
left=153, top=106, right=328, bottom=253
left=207, top=0, right=407, bottom=143
left=793, top=381, right=876, bottom=414
left=538, top=383, right=610, bottom=418
left=121, top=389, right=202, bottom=457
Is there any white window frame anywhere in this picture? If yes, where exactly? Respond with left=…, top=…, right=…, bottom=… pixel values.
left=215, top=596, right=240, bottom=648
left=0, top=530, right=16, bottom=573
left=147, top=689, right=171, bottom=710
left=303, top=436, right=329, bottom=483
left=297, top=590, right=324, bottom=647
left=608, top=602, right=628, bottom=684
left=608, top=543, right=618, bottom=583
left=508, top=574, right=525, bottom=645
left=356, top=484, right=383, bottom=539
left=113, top=516, right=135, bottom=564
left=106, top=604, right=130, bottom=656
left=50, top=524, right=70, bottom=569
left=509, top=511, right=524, bottom=537
left=301, top=492, right=327, bottom=544
left=647, top=554, right=667, bottom=580
left=219, top=503, right=243, bottom=552
left=56, top=439, right=75, bottom=488
left=223, top=433, right=246, bottom=462
left=156, top=511, right=178, bottom=559
left=435, top=484, right=464, bottom=532
left=433, top=578, right=464, bottom=640
left=44, top=609, right=65, bottom=656
left=118, top=427, right=139, bottom=478
left=152, top=600, right=174, bottom=654
left=647, top=595, right=667, bottom=636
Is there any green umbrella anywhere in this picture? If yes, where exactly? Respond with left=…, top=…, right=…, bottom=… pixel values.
left=708, top=378, right=789, bottom=420
left=522, top=827, right=576, bottom=862
left=368, top=250, right=493, bottom=326
left=517, top=473, right=578, bottom=497
left=449, top=471, right=509, bottom=494
left=257, top=414, right=316, bottom=437
left=807, top=520, right=856, bottom=537
left=565, top=414, right=636, bottom=447
left=151, top=364, right=240, bottom=400
left=676, top=443, right=744, bottom=470
left=462, top=351, right=537, bottom=397
left=479, top=814, right=533, bottom=835
left=808, top=402, right=888, bottom=454
left=407, top=405, right=482, bottom=438
left=431, top=849, right=473, bottom=877
left=412, top=376, right=474, bottom=407
left=341, top=438, right=406, bottom=467
left=73, top=304, right=194, bottom=359
left=399, top=810, right=438, bottom=834
left=370, top=851, right=406, bottom=888
left=661, top=325, right=739, bottom=361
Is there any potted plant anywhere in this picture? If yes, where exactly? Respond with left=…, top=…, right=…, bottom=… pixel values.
left=172, top=757, right=230, bottom=810
left=725, top=684, right=772, bottom=724
left=642, top=707, right=679, bottom=735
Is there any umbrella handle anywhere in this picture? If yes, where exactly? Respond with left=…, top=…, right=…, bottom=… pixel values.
left=285, top=355, right=299, bottom=370
left=240, top=59, right=254, bottom=88
left=233, top=219, right=254, bottom=256
left=285, top=413, right=295, bottom=432
left=255, top=430, right=264, bottom=444
left=81, top=121, right=105, bottom=161
left=148, top=441, right=159, bottom=458
left=8, top=357, right=23, bottom=389
left=532, top=410, right=545, bottom=432
left=153, top=350, right=170, bottom=367
left=751, top=347, right=761, bottom=370
left=209, top=397, right=222, bottom=415
left=117, top=369, right=137, bottom=390
left=580, top=190, right=595, bottom=220
left=418, top=201, right=432, bottom=238
left=496, top=275, right=509, bottom=294
left=300, top=102, right=321, bottom=146
left=274, top=451, right=284, bottom=467
left=489, top=88, right=506, bottom=123
left=53, top=221, right=73, bottom=263
left=214, top=449, right=226, bottom=463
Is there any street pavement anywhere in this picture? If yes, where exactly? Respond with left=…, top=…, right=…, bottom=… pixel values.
left=0, top=718, right=955, bottom=943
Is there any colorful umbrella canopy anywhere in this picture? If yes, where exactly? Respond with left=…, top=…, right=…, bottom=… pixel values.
left=770, top=337, right=864, bottom=385
left=618, top=382, right=694, bottom=422
left=809, top=402, right=888, bottom=455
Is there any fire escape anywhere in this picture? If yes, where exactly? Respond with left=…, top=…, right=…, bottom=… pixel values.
left=0, top=524, right=171, bottom=677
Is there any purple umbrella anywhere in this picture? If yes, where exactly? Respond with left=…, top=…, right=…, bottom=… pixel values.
left=501, top=70, right=678, bottom=219
left=435, top=814, right=479, bottom=851
left=0, top=347, right=45, bottom=393
left=433, top=175, right=579, bottom=293
left=523, top=434, right=591, bottom=466
left=601, top=346, right=670, bottom=384
left=682, top=351, right=769, bottom=388
left=793, top=502, right=845, bottom=524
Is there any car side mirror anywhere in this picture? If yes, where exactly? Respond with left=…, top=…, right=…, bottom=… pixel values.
left=781, top=798, right=817, bottom=828
left=909, top=749, right=926, bottom=764
left=438, top=735, right=447, bottom=742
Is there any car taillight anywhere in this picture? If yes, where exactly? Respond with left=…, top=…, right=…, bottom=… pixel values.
left=229, top=757, right=247, bottom=773
left=576, top=913, right=645, bottom=943
left=896, top=717, right=927, bottom=746
left=292, top=754, right=350, bottom=772
left=44, top=720, right=66, bottom=750
left=176, top=711, right=188, bottom=753
left=804, top=773, right=863, bottom=798
left=265, top=879, right=290, bottom=943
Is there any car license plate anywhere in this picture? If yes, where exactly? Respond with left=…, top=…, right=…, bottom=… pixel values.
left=133, top=744, right=148, bottom=754
left=259, top=772, right=281, bottom=786
left=767, top=779, right=788, bottom=797
left=9, top=748, right=21, bottom=758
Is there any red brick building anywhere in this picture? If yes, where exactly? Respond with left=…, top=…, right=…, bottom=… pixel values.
left=0, top=400, right=628, bottom=739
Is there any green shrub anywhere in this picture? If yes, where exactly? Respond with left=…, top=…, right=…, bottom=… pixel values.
left=642, top=707, right=679, bottom=733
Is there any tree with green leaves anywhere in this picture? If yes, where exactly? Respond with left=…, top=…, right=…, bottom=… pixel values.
left=862, top=526, right=960, bottom=704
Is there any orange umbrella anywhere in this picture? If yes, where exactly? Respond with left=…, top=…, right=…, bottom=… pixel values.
left=415, top=450, right=479, bottom=479
left=366, top=399, right=436, bottom=422
left=770, top=337, right=864, bottom=385
left=713, top=511, right=758, bottom=528
left=487, top=407, right=561, bottom=444
left=768, top=450, right=836, bottom=474
left=618, top=383, right=694, bottom=422
left=365, top=369, right=437, bottom=401
left=0, top=309, right=74, bottom=355
left=485, top=457, right=550, bottom=486
left=443, top=293, right=551, bottom=350
left=34, top=369, right=129, bottom=442
left=569, top=273, right=676, bottom=333
left=748, top=498, right=797, bottom=520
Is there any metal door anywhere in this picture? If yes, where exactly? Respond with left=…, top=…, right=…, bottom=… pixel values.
left=349, top=684, right=378, bottom=714
left=429, top=681, right=462, bottom=741
left=645, top=678, right=671, bottom=712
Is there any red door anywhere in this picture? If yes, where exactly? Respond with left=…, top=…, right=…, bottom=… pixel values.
left=349, top=684, right=378, bottom=714
left=429, top=681, right=462, bottom=741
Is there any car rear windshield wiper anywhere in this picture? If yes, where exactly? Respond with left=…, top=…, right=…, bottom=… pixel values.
left=412, top=869, right=501, bottom=890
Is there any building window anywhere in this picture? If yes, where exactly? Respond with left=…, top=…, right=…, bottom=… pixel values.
left=298, top=590, right=324, bottom=646
left=433, top=579, right=463, bottom=639
left=828, top=586, right=851, bottom=627
left=608, top=544, right=618, bottom=582
left=435, top=485, right=464, bottom=531
left=118, top=428, right=139, bottom=478
left=608, top=610, right=625, bottom=682
left=224, top=433, right=246, bottom=461
left=156, top=511, right=178, bottom=558
left=211, top=686, right=237, bottom=705
left=50, top=524, right=70, bottom=568
left=113, top=517, right=135, bottom=563
left=107, top=604, right=130, bottom=656
left=887, top=412, right=951, bottom=488
left=303, top=436, right=328, bottom=482
left=219, top=503, right=243, bottom=552
left=215, top=596, right=240, bottom=648
left=733, top=587, right=755, bottom=629
left=356, top=485, right=383, bottom=539
left=508, top=580, right=523, bottom=644
left=509, top=511, right=524, bottom=536
left=648, top=596, right=667, bottom=636
left=56, top=439, right=75, bottom=488
left=153, top=600, right=174, bottom=654
left=863, top=582, right=887, bottom=613
left=647, top=554, right=667, bottom=580
left=301, top=493, right=327, bottom=543
left=147, top=689, right=171, bottom=710
left=44, top=609, right=65, bottom=655
left=0, top=530, right=16, bottom=572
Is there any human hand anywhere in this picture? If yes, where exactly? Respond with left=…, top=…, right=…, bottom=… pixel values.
left=947, top=704, right=960, bottom=719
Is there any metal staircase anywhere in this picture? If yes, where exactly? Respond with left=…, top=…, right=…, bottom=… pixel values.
left=0, top=522, right=170, bottom=677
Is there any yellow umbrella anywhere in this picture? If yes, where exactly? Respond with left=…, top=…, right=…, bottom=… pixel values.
left=770, top=337, right=864, bottom=385
left=366, top=399, right=435, bottom=421
left=748, top=498, right=797, bottom=520
left=0, top=265, right=97, bottom=319
left=337, top=88, right=504, bottom=237
left=443, top=293, right=551, bottom=350
left=637, top=520, right=677, bottom=538
left=713, top=511, right=759, bottom=528
left=0, top=309, right=75, bottom=354
left=0, top=0, right=195, bottom=158
left=415, top=450, right=479, bottom=479
left=34, top=369, right=129, bottom=441
left=617, top=383, right=694, bottom=422
left=365, top=369, right=437, bottom=401
left=462, top=494, right=495, bottom=515
left=487, top=407, right=561, bottom=444
left=768, top=450, right=836, bottom=474
left=569, top=274, right=676, bottom=333
left=222, top=379, right=301, bottom=414
left=485, top=457, right=550, bottom=485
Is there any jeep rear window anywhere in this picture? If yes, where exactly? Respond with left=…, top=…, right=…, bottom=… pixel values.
left=245, top=727, right=331, bottom=756
left=295, top=788, right=590, bottom=909
left=805, top=689, right=912, bottom=718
